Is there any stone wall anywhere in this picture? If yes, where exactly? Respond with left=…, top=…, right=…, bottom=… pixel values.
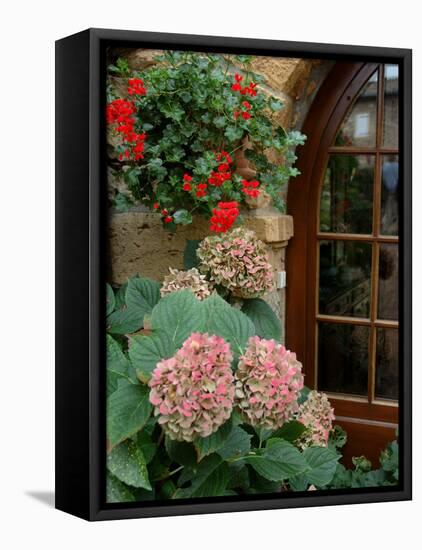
left=107, top=49, right=333, bottom=340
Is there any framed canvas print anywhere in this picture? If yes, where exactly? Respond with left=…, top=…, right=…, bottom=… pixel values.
left=55, top=28, right=412, bottom=521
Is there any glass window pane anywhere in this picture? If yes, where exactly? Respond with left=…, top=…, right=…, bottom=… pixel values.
left=335, top=71, right=378, bottom=147
left=318, top=322, right=369, bottom=396
left=383, top=64, right=399, bottom=148
left=381, top=154, right=399, bottom=235
left=320, top=155, right=374, bottom=234
left=378, top=243, right=399, bottom=320
left=319, top=240, right=372, bottom=317
left=375, top=328, right=399, bottom=400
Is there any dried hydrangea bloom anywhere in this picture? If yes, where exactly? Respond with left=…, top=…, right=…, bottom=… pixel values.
left=297, top=390, right=335, bottom=449
left=235, top=336, right=304, bottom=430
left=149, top=332, right=234, bottom=442
left=197, top=227, right=274, bottom=299
left=160, top=267, right=213, bottom=301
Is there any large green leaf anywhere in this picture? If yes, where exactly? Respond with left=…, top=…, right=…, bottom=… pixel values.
left=272, top=420, right=307, bottom=443
left=106, top=472, right=136, bottom=503
left=165, top=438, right=197, bottom=468
left=217, top=426, right=252, bottom=461
left=194, top=420, right=232, bottom=461
left=106, top=334, right=134, bottom=396
left=303, top=446, right=339, bottom=486
left=107, top=440, right=151, bottom=490
left=107, top=306, right=144, bottom=335
left=202, top=294, right=254, bottom=357
left=151, top=290, right=206, bottom=348
left=241, top=298, right=282, bottom=342
left=244, top=439, right=307, bottom=481
left=125, top=276, right=161, bottom=316
left=176, top=454, right=229, bottom=498
left=107, top=381, right=152, bottom=448
left=128, top=330, right=175, bottom=383
left=106, top=284, right=116, bottom=316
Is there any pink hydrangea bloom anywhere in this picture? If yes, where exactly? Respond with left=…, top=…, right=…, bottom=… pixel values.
left=197, top=227, right=274, bottom=299
left=297, top=390, right=335, bottom=449
left=160, top=267, right=213, bottom=301
left=234, top=336, right=304, bottom=429
left=149, top=333, right=234, bottom=441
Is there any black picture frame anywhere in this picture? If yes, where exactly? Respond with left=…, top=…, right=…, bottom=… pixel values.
left=55, top=28, right=412, bottom=521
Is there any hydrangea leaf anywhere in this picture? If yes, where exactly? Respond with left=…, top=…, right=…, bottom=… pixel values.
left=106, top=283, right=116, bottom=316
left=107, top=381, right=152, bottom=448
left=106, top=472, right=136, bottom=503
left=193, top=420, right=233, bottom=461
left=151, top=290, right=206, bottom=348
left=125, top=276, right=161, bottom=316
left=202, top=293, right=254, bottom=357
left=302, top=446, right=340, bottom=486
left=244, top=439, right=307, bottom=481
left=175, top=454, right=229, bottom=498
left=107, top=334, right=135, bottom=396
left=271, top=420, right=307, bottom=443
left=183, top=239, right=201, bottom=270
left=241, top=298, right=282, bottom=342
left=107, top=306, right=144, bottom=335
left=107, top=440, right=152, bottom=490
left=128, top=331, right=175, bottom=383
left=217, top=426, right=252, bottom=461
left=165, top=438, right=197, bottom=468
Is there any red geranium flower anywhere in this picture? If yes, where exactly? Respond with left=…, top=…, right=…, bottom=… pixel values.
left=210, top=201, right=239, bottom=233
left=128, top=78, right=147, bottom=96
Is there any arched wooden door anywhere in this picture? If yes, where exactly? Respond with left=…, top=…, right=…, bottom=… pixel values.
left=286, top=62, right=399, bottom=465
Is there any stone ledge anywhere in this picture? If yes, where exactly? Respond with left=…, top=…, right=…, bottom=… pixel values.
left=245, top=214, right=294, bottom=243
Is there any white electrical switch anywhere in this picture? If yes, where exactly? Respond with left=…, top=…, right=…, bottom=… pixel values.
left=277, top=271, right=286, bottom=289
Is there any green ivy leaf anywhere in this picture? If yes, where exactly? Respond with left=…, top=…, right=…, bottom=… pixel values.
left=213, top=115, right=226, bottom=128
left=244, top=439, right=307, bottom=481
left=151, top=290, right=206, bottom=348
left=241, top=298, right=282, bottom=342
left=128, top=331, right=175, bottom=383
left=303, top=446, right=339, bottom=486
left=107, top=381, right=152, bottom=448
left=173, top=209, right=193, bottom=225
left=106, top=284, right=116, bottom=316
left=108, top=440, right=151, bottom=490
left=106, top=472, right=136, bottom=503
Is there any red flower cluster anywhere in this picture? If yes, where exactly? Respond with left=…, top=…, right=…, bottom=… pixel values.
left=160, top=208, right=173, bottom=223
left=210, top=201, right=239, bottom=233
left=208, top=151, right=233, bottom=187
left=196, top=183, right=207, bottom=198
left=242, top=179, right=260, bottom=198
left=128, top=78, right=147, bottom=96
left=183, top=173, right=192, bottom=191
left=106, top=98, right=146, bottom=161
left=231, top=73, right=258, bottom=96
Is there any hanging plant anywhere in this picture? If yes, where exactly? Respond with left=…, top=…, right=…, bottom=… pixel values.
left=106, top=51, right=306, bottom=232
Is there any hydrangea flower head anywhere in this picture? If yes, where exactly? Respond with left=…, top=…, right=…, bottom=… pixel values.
left=234, top=336, right=304, bottom=429
left=160, top=268, right=213, bottom=301
left=149, top=333, right=234, bottom=441
left=197, top=227, right=274, bottom=299
left=297, top=390, right=335, bottom=449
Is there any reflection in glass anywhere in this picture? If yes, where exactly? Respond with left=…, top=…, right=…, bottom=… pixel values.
left=381, top=154, right=399, bottom=235
left=383, top=64, right=399, bottom=148
left=318, top=322, right=369, bottom=396
left=375, top=328, right=399, bottom=400
left=378, top=243, right=398, bottom=320
left=335, top=71, right=378, bottom=147
left=319, top=240, right=372, bottom=317
left=320, top=155, right=374, bottom=234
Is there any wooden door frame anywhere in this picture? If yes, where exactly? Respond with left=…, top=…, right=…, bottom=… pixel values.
left=285, top=62, right=398, bottom=462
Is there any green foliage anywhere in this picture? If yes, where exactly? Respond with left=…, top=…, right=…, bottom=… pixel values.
left=241, top=298, right=282, bottom=341
left=107, top=51, right=305, bottom=227
left=105, top=275, right=399, bottom=502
